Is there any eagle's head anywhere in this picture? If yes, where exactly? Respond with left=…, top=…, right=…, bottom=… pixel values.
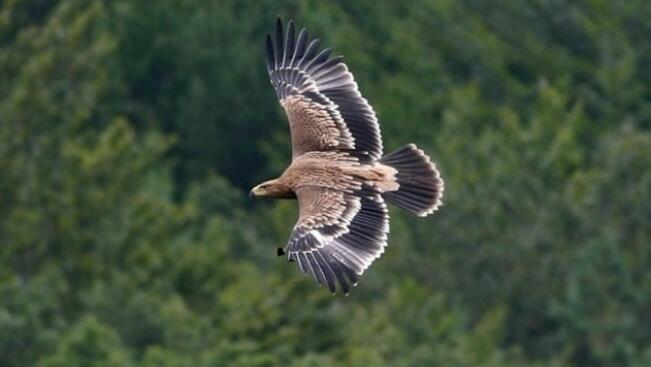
left=250, top=179, right=296, bottom=199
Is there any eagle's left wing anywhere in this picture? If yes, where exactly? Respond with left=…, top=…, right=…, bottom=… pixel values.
left=266, top=18, right=383, bottom=161
left=286, top=185, right=389, bottom=294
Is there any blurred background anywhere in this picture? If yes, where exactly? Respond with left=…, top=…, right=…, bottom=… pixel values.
left=1, top=1, right=650, bottom=366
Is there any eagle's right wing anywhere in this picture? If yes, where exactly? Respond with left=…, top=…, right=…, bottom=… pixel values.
left=266, top=18, right=383, bottom=161
left=285, top=185, right=389, bottom=294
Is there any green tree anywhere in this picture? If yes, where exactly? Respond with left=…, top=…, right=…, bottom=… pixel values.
left=1, top=1, right=650, bottom=366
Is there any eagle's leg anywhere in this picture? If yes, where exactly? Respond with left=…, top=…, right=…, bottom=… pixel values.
left=277, top=246, right=294, bottom=262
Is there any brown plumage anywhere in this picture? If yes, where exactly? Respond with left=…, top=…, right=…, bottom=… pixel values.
left=251, top=18, right=444, bottom=294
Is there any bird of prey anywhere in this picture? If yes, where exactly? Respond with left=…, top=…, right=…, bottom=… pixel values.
left=250, top=18, right=444, bottom=295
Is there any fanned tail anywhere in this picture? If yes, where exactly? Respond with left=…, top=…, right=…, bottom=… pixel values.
left=379, top=144, right=444, bottom=217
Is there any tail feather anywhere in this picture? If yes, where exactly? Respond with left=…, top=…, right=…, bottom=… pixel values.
left=379, top=144, right=444, bottom=217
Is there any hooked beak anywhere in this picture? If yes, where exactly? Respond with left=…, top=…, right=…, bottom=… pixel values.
left=249, top=185, right=261, bottom=198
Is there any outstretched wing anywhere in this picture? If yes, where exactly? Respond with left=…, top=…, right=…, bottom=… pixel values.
left=266, top=18, right=383, bottom=161
left=286, top=185, right=389, bottom=294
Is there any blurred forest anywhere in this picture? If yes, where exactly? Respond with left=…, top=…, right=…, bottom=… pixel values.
left=1, top=0, right=650, bottom=366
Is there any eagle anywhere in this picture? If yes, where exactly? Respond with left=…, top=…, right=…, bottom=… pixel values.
left=250, top=18, right=444, bottom=295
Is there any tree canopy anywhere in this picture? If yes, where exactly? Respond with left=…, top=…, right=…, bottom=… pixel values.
left=1, top=1, right=650, bottom=366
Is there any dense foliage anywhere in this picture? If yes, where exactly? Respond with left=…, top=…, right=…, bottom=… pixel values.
left=1, top=1, right=650, bottom=366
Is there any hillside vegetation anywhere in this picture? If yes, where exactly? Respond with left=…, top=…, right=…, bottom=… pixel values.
left=1, top=1, right=650, bottom=366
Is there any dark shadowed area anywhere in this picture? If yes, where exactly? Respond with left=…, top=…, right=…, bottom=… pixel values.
left=1, top=1, right=650, bottom=366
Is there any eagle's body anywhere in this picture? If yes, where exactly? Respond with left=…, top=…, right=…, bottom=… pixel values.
left=251, top=19, right=444, bottom=294
left=263, top=151, right=398, bottom=197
